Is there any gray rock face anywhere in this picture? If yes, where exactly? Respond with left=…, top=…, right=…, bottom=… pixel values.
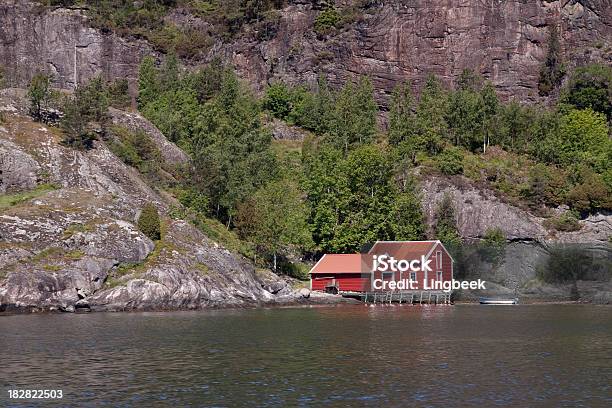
left=453, top=241, right=612, bottom=302
left=0, top=138, right=40, bottom=193
left=108, top=108, right=190, bottom=165
left=0, top=107, right=307, bottom=313
left=0, top=0, right=154, bottom=92
left=269, top=118, right=309, bottom=141
left=421, top=176, right=547, bottom=241
left=213, top=0, right=611, bottom=103
left=421, top=175, right=612, bottom=243
left=1, top=1, right=609, bottom=105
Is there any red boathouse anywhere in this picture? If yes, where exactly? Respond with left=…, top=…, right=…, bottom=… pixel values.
left=309, top=240, right=454, bottom=293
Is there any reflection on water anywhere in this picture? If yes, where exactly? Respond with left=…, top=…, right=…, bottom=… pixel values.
left=1, top=305, right=611, bottom=407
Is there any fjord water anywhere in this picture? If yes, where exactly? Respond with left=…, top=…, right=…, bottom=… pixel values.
left=1, top=305, right=610, bottom=407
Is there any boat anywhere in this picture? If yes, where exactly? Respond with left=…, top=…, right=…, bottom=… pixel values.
left=479, top=297, right=518, bottom=305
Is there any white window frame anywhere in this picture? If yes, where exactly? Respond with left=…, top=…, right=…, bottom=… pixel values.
left=437, top=271, right=443, bottom=281
left=436, top=250, right=443, bottom=269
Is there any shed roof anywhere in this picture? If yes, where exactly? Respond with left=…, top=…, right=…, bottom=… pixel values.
left=309, top=254, right=368, bottom=274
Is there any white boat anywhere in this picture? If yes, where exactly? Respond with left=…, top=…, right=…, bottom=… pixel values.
left=479, top=298, right=518, bottom=305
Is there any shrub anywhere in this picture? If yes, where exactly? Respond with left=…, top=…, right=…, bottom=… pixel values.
left=178, top=187, right=210, bottom=216
left=566, top=168, right=612, bottom=213
left=537, top=245, right=592, bottom=283
left=522, top=163, right=567, bottom=208
left=263, top=82, right=292, bottom=119
left=483, top=227, right=506, bottom=245
left=434, top=193, right=461, bottom=245
left=314, top=7, right=340, bottom=35
left=106, top=126, right=162, bottom=180
left=436, top=146, right=464, bottom=175
left=479, top=227, right=506, bottom=264
left=543, top=212, right=581, bottom=232
left=107, top=78, right=131, bottom=109
left=560, top=63, right=612, bottom=121
left=138, top=203, right=161, bottom=241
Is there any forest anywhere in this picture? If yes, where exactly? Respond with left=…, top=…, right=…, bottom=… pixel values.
left=21, top=49, right=612, bottom=277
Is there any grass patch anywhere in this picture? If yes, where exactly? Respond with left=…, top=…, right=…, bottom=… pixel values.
left=0, top=184, right=57, bottom=210
left=195, top=262, right=211, bottom=276
left=184, top=212, right=255, bottom=260
left=62, top=223, right=94, bottom=239
left=66, top=250, right=85, bottom=261
left=30, top=247, right=64, bottom=263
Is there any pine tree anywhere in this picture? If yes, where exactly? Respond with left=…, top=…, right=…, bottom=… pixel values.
left=538, top=26, right=565, bottom=96
left=434, top=193, right=461, bottom=246
left=138, top=56, right=159, bottom=108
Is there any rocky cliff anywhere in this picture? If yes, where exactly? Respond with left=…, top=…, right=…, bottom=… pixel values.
left=1, top=1, right=610, bottom=103
left=420, top=175, right=612, bottom=243
left=220, top=0, right=612, bottom=103
left=0, top=90, right=332, bottom=313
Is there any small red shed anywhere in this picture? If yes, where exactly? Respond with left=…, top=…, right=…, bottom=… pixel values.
left=309, top=254, right=371, bottom=293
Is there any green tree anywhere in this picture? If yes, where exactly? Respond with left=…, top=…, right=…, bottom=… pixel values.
left=414, top=75, right=447, bottom=154
left=107, top=78, right=131, bottom=108
left=159, top=53, right=180, bottom=92
left=236, top=179, right=312, bottom=271
left=480, top=81, right=500, bottom=152
left=556, top=109, right=610, bottom=172
left=497, top=101, right=535, bottom=152
left=390, top=178, right=425, bottom=241
left=28, top=73, right=54, bottom=121
left=538, top=26, right=565, bottom=96
left=436, top=146, right=464, bottom=175
left=388, top=81, right=415, bottom=145
left=329, top=77, right=377, bottom=153
left=560, top=63, right=612, bottom=121
left=61, top=76, right=109, bottom=150
left=191, top=69, right=277, bottom=226
left=303, top=145, right=349, bottom=250
left=263, top=82, right=292, bottom=119
left=446, top=69, right=490, bottom=151
left=138, top=56, right=159, bottom=108
left=138, top=203, right=161, bottom=241
left=434, top=193, right=461, bottom=246
left=389, top=81, right=428, bottom=166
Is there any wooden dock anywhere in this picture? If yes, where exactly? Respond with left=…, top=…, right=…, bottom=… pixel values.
left=344, top=291, right=452, bottom=305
